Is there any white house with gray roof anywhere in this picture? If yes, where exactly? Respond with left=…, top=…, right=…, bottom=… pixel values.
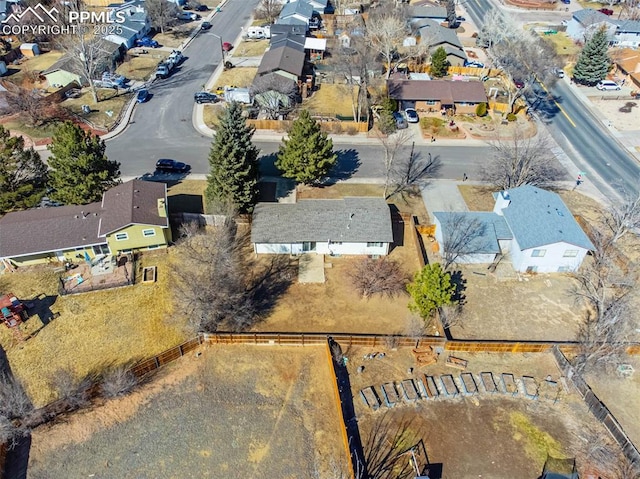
left=251, top=198, right=394, bottom=256
left=434, top=186, right=594, bottom=273
left=566, top=9, right=640, bottom=47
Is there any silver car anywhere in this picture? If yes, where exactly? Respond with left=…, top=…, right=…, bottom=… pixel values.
left=596, top=80, right=620, bottom=91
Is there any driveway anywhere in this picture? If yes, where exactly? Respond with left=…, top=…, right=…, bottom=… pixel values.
left=420, top=180, right=469, bottom=222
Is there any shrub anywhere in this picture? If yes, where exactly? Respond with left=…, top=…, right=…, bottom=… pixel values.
left=506, top=113, right=517, bottom=122
left=343, top=124, right=359, bottom=135
left=101, top=366, right=137, bottom=398
left=475, top=102, right=488, bottom=117
left=348, top=257, right=406, bottom=299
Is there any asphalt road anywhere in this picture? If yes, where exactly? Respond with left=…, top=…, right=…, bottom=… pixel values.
left=104, top=0, right=260, bottom=176
left=464, top=0, right=640, bottom=197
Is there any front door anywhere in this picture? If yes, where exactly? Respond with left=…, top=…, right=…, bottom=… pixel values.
left=302, top=241, right=316, bottom=252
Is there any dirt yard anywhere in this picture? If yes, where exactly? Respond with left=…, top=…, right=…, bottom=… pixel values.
left=27, top=345, right=344, bottom=478
left=346, top=347, right=617, bottom=479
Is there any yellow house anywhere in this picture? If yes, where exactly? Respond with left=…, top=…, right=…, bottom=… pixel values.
left=0, top=180, right=171, bottom=268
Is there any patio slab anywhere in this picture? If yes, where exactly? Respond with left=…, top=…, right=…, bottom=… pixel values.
left=298, top=254, right=325, bottom=283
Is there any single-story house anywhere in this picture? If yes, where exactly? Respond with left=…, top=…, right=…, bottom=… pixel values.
left=414, top=18, right=466, bottom=66
left=104, top=12, right=151, bottom=49
left=276, top=15, right=309, bottom=28
left=270, top=31, right=306, bottom=49
left=409, top=6, right=447, bottom=23
left=612, top=48, right=640, bottom=89
left=433, top=185, right=594, bottom=273
left=270, top=23, right=307, bottom=38
left=0, top=180, right=172, bottom=267
left=43, top=38, right=123, bottom=87
left=257, top=41, right=307, bottom=82
left=434, top=212, right=513, bottom=264
left=387, top=79, right=487, bottom=113
left=251, top=198, right=394, bottom=256
left=565, top=9, right=619, bottom=43
left=613, top=19, right=640, bottom=48
left=279, top=0, right=314, bottom=25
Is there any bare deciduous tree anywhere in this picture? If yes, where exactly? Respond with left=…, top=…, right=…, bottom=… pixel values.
left=482, top=126, right=563, bottom=190
left=603, top=185, right=640, bottom=244
left=0, top=372, right=33, bottom=447
left=387, top=149, right=439, bottom=200
left=365, top=3, right=411, bottom=79
left=145, top=0, right=178, bottom=33
left=101, top=365, right=137, bottom=398
left=348, top=257, right=407, bottom=299
left=251, top=74, right=298, bottom=120
left=255, top=0, right=280, bottom=24
left=438, top=212, right=489, bottom=270
left=375, top=128, right=411, bottom=198
left=4, top=87, right=67, bottom=127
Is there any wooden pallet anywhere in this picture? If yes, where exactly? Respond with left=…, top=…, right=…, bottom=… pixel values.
left=445, top=355, right=468, bottom=370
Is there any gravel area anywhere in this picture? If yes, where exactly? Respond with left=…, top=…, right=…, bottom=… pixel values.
left=27, top=346, right=343, bottom=478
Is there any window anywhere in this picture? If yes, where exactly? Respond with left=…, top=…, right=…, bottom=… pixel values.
left=367, top=242, right=383, bottom=248
left=531, top=249, right=546, bottom=257
left=142, top=229, right=156, bottom=237
left=93, top=244, right=110, bottom=255
left=558, top=266, right=571, bottom=272
left=115, top=232, right=129, bottom=241
left=563, top=249, right=579, bottom=257
left=147, top=244, right=161, bottom=250
left=330, top=241, right=343, bottom=245
left=425, top=100, right=436, bottom=105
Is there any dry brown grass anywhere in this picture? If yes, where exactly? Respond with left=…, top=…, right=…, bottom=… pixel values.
left=1, top=251, right=187, bottom=406
left=117, top=52, right=168, bottom=81
left=234, top=40, right=269, bottom=57
left=305, top=84, right=355, bottom=118
left=214, top=67, right=258, bottom=89
left=62, top=90, right=133, bottom=130
left=457, top=184, right=496, bottom=211
left=202, top=103, right=226, bottom=129
left=7, top=51, right=63, bottom=87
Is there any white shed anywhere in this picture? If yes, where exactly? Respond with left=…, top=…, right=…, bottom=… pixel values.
left=19, top=43, right=40, bottom=57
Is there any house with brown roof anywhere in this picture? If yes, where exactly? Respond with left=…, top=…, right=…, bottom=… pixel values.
left=387, top=79, right=487, bottom=113
left=0, top=180, right=171, bottom=267
left=612, top=48, right=640, bottom=90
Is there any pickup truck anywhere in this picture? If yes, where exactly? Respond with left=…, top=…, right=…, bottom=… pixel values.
left=155, top=60, right=175, bottom=79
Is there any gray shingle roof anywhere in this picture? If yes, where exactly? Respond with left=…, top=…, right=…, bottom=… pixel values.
left=573, top=8, right=614, bottom=26
left=279, top=0, right=314, bottom=20
left=251, top=198, right=394, bottom=244
left=270, top=24, right=307, bottom=37
left=615, top=19, right=640, bottom=34
left=497, top=185, right=594, bottom=250
left=0, top=179, right=168, bottom=259
left=418, top=19, right=463, bottom=49
left=276, top=16, right=308, bottom=27
left=387, top=79, right=487, bottom=103
left=410, top=6, right=447, bottom=19
left=434, top=212, right=511, bottom=254
left=257, top=43, right=306, bottom=77
left=269, top=33, right=306, bottom=51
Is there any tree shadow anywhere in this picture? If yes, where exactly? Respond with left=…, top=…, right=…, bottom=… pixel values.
left=388, top=204, right=405, bottom=255
left=325, top=148, right=361, bottom=183
left=25, top=294, right=58, bottom=327
left=247, top=254, right=297, bottom=324
left=258, top=152, right=280, bottom=177
left=449, top=269, right=467, bottom=305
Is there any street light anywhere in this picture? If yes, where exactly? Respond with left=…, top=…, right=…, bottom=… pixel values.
left=211, top=33, right=224, bottom=62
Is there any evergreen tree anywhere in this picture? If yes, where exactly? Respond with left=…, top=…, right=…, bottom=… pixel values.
left=205, top=102, right=259, bottom=213
left=47, top=122, right=120, bottom=205
left=407, top=263, right=455, bottom=319
left=430, top=47, right=450, bottom=78
left=275, top=110, right=337, bottom=185
left=573, top=27, right=610, bottom=86
left=0, top=126, right=48, bottom=214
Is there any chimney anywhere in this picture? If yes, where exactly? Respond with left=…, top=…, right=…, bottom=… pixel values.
left=157, top=198, right=167, bottom=218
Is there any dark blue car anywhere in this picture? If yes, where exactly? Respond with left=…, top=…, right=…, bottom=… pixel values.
left=135, top=37, right=159, bottom=48
left=136, top=89, right=149, bottom=103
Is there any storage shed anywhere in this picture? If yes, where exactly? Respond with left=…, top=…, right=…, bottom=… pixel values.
left=20, top=43, right=40, bottom=57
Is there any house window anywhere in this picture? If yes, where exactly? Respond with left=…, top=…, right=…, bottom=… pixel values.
left=558, top=266, right=572, bottom=272
left=330, top=241, right=343, bottom=245
left=425, top=100, right=436, bottom=105
left=531, top=249, right=546, bottom=257
left=147, top=244, right=161, bottom=250
left=563, top=249, right=579, bottom=257
left=115, top=232, right=129, bottom=241
left=367, top=242, right=383, bottom=247
left=142, top=229, right=156, bottom=237
left=93, top=244, right=110, bottom=255
left=526, top=266, right=538, bottom=273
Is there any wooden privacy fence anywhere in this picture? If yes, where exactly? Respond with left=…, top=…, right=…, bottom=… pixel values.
left=552, top=346, right=640, bottom=465
left=247, top=118, right=369, bottom=133
left=129, top=336, right=204, bottom=378
left=448, top=66, right=501, bottom=77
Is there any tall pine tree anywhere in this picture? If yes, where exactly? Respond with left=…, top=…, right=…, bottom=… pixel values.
left=275, top=110, right=337, bottom=185
left=205, top=102, right=259, bottom=213
left=47, top=122, right=120, bottom=205
left=0, top=126, right=48, bottom=214
left=430, top=47, right=450, bottom=78
left=573, top=27, right=610, bottom=86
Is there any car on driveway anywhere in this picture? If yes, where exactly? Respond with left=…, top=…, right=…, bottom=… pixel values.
left=393, top=111, right=408, bottom=129
left=135, top=36, right=159, bottom=48
left=596, top=80, right=621, bottom=91
left=201, top=21, right=212, bottom=30
left=194, top=91, right=218, bottom=103
left=136, top=89, right=149, bottom=103
left=155, top=159, right=191, bottom=173
left=195, top=4, right=209, bottom=10
left=598, top=7, right=613, bottom=15
left=404, top=108, right=419, bottom=123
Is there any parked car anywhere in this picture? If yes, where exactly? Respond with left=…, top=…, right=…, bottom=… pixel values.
left=135, top=36, right=159, bottom=48
left=177, top=11, right=200, bottom=20
left=393, top=111, right=408, bottom=129
left=553, top=68, right=565, bottom=78
left=195, top=4, right=209, bottom=11
left=168, top=50, right=184, bottom=64
left=598, top=7, right=613, bottom=15
left=201, top=21, right=212, bottom=30
left=596, top=80, right=621, bottom=91
left=222, top=42, right=233, bottom=52
left=93, top=79, right=118, bottom=89
left=561, top=0, right=570, bottom=4
left=514, top=79, right=525, bottom=89
left=136, top=89, right=149, bottom=103
left=102, top=71, right=127, bottom=87
left=155, top=159, right=191, bottom=173
left=456, top=16, right=465, bottom=21
left=464, top=59, right=485, bottom=68
left=194, top=91, right=218, bottom=103
left=404, top=108, right=419, bottom=123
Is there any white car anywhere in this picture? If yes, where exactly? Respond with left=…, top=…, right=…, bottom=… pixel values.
left=596, top=80, right=621, bottom=91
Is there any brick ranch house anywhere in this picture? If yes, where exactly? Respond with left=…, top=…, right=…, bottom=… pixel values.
left=387, top=79, right=488, bottom=114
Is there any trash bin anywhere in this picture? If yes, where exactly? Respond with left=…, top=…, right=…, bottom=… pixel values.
left=82, top=105, right=90, bottom=114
